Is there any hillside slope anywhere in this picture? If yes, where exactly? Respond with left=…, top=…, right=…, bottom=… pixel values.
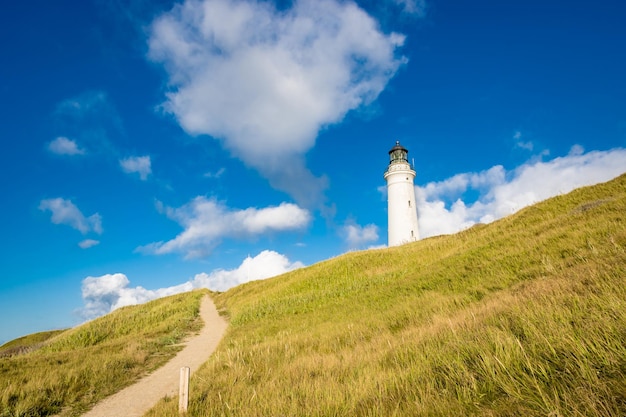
left=2, top=175, right=624, bottom=417
left=0, top=290, right=207, bottom=416
left=147, top=174, right=626, bottom=416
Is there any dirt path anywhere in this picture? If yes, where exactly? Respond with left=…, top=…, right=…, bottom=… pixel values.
left=82, top=296, right=227, bottom=417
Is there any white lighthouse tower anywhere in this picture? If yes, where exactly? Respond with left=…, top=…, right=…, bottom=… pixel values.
left=384, top=141, right=420, bottom=246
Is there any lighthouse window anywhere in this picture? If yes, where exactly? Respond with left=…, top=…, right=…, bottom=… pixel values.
left=408, top=200, right=411, bottom=207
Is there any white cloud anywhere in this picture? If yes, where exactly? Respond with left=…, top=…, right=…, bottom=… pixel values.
left=80, top=273, right=193, bottom=319
left=39, top=198, right=103, bottom=235
left=392, top=0, right=426, bottom=16
left=342, top=221, right=379, bottom=249
left=569, top=144, right=585, bottom=156
left=513, top=131, right=534, bottom=151
left=48, top=137, right=86, bottom=155
left=204, top=167, right=225, bottom=178
left=190, top=250, right=304, bottom=291
left=516, top=141, right=534, bottom=151
left=147, top=0, right=406, bottom=206
left=419, top=165, right=506, bottom=202
left=78, top=239, right=100, bottom=249
left=139, top=197, right=311, bottom=258
left=54, top=91, right=123, bottom=155
left=56, top=91, right=111, bottom=116
left=120, top=155, right=152, bottom=180
left=416, top=146, right=626, bottom=238
left=79, top=250, right=303, bottom=319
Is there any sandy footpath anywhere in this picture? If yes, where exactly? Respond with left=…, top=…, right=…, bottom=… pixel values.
left=81, top=296, right=227, bottom=417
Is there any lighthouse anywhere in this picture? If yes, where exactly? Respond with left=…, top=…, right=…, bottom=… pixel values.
left=384, top=141, right=420, bottom=246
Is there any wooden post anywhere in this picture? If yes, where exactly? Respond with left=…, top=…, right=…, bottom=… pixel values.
left=179, top=366, right=190, bottom=414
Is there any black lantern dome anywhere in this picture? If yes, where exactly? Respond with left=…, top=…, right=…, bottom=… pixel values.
left=388, top=141, right=409, bottom=165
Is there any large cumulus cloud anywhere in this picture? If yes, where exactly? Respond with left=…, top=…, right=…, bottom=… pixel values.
left=148, top=0, right=406, bottom=206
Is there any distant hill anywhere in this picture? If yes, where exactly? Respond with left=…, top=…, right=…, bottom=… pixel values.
left=2, top=174, right=625, bottom=417
left=0, top=330, right=65, bottom=358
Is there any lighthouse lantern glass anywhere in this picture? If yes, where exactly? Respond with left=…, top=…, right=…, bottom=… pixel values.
left=390, top=149, right=407, bottom=163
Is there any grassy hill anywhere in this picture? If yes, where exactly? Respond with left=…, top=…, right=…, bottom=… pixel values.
left=0, top=291, right=206, bottom=416
left=0, top=330, right=66, bottom=358
left=2, top=174, right=625, bottom=416
left=147, top=174, right=626, bottom=416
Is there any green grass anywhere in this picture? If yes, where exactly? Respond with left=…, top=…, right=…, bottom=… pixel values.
left=0, top=290, right=207, bottom=417
left=145, top=174, right=626, bottom=416
left=0, top=331, right=66, bottom=358
left=3, top=175, right=625, bottom=416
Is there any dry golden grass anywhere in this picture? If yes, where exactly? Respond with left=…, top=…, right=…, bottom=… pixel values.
left=3, top=174, right=625, bottom=417
left=146, top=174, right=626, bottom=416
left=0, top=330, right=65, bottom=358
left=0, top=290, right=207, bottom=417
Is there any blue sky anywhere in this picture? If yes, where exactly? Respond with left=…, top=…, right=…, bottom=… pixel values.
left=1, top=0, right=625, bottom=344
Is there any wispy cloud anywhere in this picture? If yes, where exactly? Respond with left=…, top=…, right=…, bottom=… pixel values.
left=416, top=146, right=626, bottom=238
left=47, top=137, right=86, bottom=156
left=120, top=155, right=152, bottom=180
left=513, top=130, right=534, bottom=151
left=147, top=0, right=406, bottom=207
left=139, top=197, right=311, bottom=258
left=341, top=221, right=379, bottom=249
left=78, top=239, right=100, bottom=249
left=392, top=0, right=426, bottom=16
left=204, top=167, right=226, bottom=179
left=39, top=198, right=102, bottom=235
left=53, top=91, right=123, bottom=156
left=79, top=250, right=303, bottom=319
